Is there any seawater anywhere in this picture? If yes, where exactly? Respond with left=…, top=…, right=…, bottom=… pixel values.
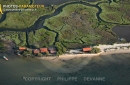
left=0, top=53, right=130, bottom=85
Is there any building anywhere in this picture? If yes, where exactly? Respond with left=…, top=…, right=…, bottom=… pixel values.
left=19, top=47, right=27, bottom=51
left=33, top=49, right=40, bottom=54
left=40, top=48, right=48, bottom=53
left=82, top=47, right=92, bottom=52
left=48, top=46, right=57, bottom=54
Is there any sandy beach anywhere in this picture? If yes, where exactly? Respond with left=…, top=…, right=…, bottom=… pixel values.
left=37, top=43, right=130, bottom=73
left=38, top=42, right=130, bottom=60
left=38, top=49, right=130, bottom=73
left=38, top=48, right=130, bottom=60
left=101, top=49, right=130, bottom=55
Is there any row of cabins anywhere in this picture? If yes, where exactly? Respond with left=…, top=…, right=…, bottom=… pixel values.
left=18, top=46, right=92, bottom=56
left=33, top=47, right=57, bottom=54
left=18, top=47, right=57, bottom=55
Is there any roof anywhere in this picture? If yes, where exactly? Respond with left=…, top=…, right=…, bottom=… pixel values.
left=33, top=49, right=40, bottom=54
left=48, top=46, right=56, bottom=50
left=19, top=47, right=26, bottom=51
left=48, top=48, right=57, bottom=54
left=50, top=50, right=57, bottom=54
left=40, top=48, right=48, bottom=52
left=82, top=47, right=92, bottom=52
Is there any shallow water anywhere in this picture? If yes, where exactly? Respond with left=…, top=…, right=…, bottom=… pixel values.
left=0, top=53, right=130, bottom=85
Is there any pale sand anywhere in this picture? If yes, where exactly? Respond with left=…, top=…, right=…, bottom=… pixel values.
left=38, top=49, right=130, bottom=60
left=101, top=49, right=130, bottom=55
left=95, top=43, right=130, bottom=52
left=37, top=52, right=102, bottom=60
left=38, top=43, right=130, bottom=60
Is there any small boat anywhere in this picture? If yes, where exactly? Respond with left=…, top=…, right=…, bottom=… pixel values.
left=2, top=56, right=8, bottom=61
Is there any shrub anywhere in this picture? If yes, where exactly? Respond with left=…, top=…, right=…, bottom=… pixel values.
left=90, top=48, right=101, bottom=53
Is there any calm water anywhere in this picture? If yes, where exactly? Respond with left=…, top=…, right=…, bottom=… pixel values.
left=0, top=53, right=130, bottom=85
left=112, top=25, right=130, bottom=42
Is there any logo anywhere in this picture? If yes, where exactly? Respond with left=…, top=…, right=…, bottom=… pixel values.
left=0, top=4, right=3, bottom=14
left=0, top=4, right=44, bottom=13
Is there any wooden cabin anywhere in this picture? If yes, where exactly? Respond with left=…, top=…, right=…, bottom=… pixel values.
left=82, top=47, right=92, bottom=52
left=33, top=49, right=40, bottom=54
left=48, top=46, right=57, bottom=54
left=40, top=48, right=48, bottom=53
left=19, top=47, right=27, bottom=51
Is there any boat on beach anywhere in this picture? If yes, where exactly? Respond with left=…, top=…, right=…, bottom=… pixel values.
left=2, top=56, right=8, bottom=61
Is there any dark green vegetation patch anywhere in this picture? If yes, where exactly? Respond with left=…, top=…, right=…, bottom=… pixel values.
left=0, top=40, right=5, bottom=52
left=0, top=0, right=129, bottom=54
left=28, top=28, right=56, bottom=48
left=99, top=0, right=130, bottom=24
left=44, top=4, right=117, bottom=49
left=0, top=0, right=58, bottom=29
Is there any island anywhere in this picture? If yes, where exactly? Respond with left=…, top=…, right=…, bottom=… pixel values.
left=0, top=0, right=130, bottom=58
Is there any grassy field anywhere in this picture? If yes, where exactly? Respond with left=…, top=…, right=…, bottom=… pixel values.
left=44, top=4, right=117, bottom=51
left=0, top=28, right=56, bottom=48
left=0, top=0, right=57, bottom=29
left=0, top=31, right=26, bottom=46
left=85, top=0, right=108, bottom=4
left=28, top=28, right=56, bottom=48
left=0, top=2, right=122, bottom=54
left=99, top=1, right=130, bottom=24
left=44, top=4, right=99, bottom=30
left=0, top=40, right=5, bottom=52
left=0, top=8, right=57, bottom=29
left=0, top=8, right=55, bottom=29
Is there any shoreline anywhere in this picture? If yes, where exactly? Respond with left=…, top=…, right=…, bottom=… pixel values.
left=101, top=49, right=130, bottom=55
left=37, top=49, right=130, bottom=60
left=38, top=43, right=130, bottom=60
left=37, top=47, right=130, bottom=73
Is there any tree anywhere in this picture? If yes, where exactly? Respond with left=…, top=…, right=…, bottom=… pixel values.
left=90, top=48, right=101, bottom=53
left=55, top=42, right=67, bottom=55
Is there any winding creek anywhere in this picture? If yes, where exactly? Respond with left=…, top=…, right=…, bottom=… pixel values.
left=0, top=0, right=130, bottom=46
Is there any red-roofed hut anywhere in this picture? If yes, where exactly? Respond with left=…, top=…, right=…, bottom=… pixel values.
left=82, top=47, right=92, bottom=52
left=19, top=47, right=26, bottom=51
left=33, top=49, right=40, bottom=54
left=40, top=48, right=48, bottom=53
